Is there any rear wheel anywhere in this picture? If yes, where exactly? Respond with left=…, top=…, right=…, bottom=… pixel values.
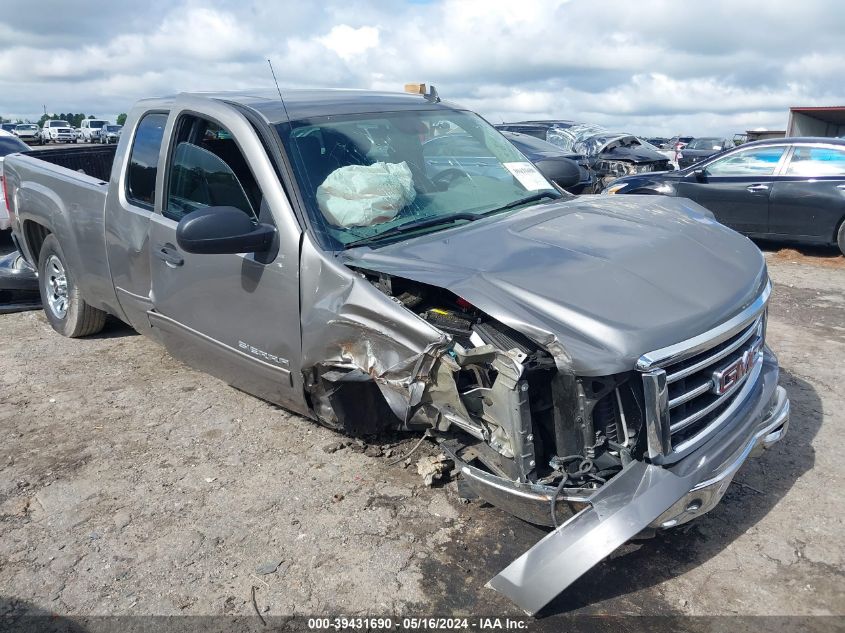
left=837, top=220, right=845, bottom=256
left=37, top=235, right=106, bottom=337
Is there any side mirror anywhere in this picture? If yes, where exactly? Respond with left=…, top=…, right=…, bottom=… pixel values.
left=533, top=157, right=581, bottom=189
left=693, top=168, right=707, bottom=182
left=176, top=206, right=276, bottom=255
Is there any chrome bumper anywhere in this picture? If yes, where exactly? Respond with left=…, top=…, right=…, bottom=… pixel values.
left=477, top=355, right=788, bottom=615
left=650, top=384, right=789, bottom=529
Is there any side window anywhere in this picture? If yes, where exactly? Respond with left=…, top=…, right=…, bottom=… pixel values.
left=706, top=146, right=786, bottom=176
left=785, top=146, right=845, bottom=176
left=126, top=113, right=167, bottom=208
left=164, top=115, right=263, bottom=222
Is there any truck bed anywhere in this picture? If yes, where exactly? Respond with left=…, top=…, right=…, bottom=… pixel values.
left=23, top=145, right=117, bottom=183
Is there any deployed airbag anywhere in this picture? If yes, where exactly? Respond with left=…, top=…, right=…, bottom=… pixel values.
left=317, top=161, right=416, bottom=227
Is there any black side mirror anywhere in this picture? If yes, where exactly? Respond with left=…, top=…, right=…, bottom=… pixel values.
left=693, top=168, right=707, bottom=182
left=176, top=206, right=276, bottom=255
left=533, top=157, right=581, bottom=189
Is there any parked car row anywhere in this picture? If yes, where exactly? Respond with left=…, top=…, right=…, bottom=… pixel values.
left=0, top=119, right=121, bottom=145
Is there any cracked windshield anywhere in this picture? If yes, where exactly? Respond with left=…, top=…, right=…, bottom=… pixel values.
left=277, top=110, right=559, bottom=248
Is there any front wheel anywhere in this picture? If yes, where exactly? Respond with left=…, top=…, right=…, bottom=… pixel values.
left=837, top=220, right=845, bottom=256
left=37, top=235, right=107, bottom=337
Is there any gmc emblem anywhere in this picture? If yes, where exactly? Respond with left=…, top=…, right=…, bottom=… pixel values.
left=711, top=339, right=762, bottom=396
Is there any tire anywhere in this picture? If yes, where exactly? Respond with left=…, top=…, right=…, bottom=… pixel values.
left=37, top=234, right=106, bottom=337
left=837, top=220, right=845, bottom=256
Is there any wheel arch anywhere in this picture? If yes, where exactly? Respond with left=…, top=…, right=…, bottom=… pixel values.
left=22, top=219, right=52, bottom=265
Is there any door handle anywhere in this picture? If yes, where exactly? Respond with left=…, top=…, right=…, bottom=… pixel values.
left=155, top=243, right=184, bottom=267
left=746, top=184, right=769, bottom=192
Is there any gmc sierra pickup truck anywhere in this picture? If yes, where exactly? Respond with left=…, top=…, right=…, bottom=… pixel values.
left=2, top=88, right=790, bottom=615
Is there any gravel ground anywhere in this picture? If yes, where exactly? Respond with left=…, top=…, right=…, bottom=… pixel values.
left=0, top=233, right=843, bottom=629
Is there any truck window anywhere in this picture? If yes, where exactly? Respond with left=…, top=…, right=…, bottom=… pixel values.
left=167, top=142, right=255, bottom=220
left=164, top=115, right=263, bottom=222
left=126, top=112, right=167, bottom=208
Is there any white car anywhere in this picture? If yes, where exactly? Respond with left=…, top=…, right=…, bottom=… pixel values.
left=80, top=118, right=109, bottom=142
left=42, top=120, right=77, bottom=144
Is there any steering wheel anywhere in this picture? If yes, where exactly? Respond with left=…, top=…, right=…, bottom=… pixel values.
left=432, top=168, right=472, bottom=190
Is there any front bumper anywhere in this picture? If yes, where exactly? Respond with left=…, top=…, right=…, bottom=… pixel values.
left=466, top=351, right=788, bottom=615
left=650, top=383, right=788, bottom=529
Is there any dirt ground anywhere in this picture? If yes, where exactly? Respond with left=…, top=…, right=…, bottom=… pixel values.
left=0, top=234, right=843, bottom=629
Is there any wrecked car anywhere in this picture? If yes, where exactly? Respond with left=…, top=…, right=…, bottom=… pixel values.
left=497, top=121, right=674, bottom=192
left=3, top=88, right=789, bottom=615
left=0, top=250, right=40, bottom=313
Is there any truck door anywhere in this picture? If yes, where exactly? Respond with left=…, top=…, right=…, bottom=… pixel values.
left=147, top=104, right=304, bottom=411
left=675, top=144, right=788, bottom=235
left=105, top=110, right=169, bottom=333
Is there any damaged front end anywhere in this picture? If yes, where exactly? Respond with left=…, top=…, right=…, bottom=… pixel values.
left=299, top=241, right=789, bottom=615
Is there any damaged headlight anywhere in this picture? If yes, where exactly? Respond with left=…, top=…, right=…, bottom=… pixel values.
left=603, top=182, right=629, bottom=195
left=594, top=159, right=633, bottom=177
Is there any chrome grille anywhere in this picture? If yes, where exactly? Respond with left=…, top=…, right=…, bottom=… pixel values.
left=637, top=283, right=770, bottom=462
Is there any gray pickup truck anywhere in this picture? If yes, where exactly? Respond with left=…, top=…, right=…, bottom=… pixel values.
left=3, top=89, right=790, bottom=614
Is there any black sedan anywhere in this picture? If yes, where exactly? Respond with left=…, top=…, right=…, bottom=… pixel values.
left=499, top=130, right=595, bottom=193
left=604, top=137, right=845, bottom=254
left=677, top=137, right=733, bottom=169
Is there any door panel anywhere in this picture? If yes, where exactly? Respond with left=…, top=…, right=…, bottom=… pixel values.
left=105, top=111, right=169, bottom=331
left=148, top=104, right=304, bottom=412
left=675, top=177, right=772, bottom=234
left=149, top=212, right=299, bottom=406
left=675, top=144, right=788, bottom=234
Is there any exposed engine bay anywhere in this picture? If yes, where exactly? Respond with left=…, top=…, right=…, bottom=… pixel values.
left=307, top=268, right=647, bottom=528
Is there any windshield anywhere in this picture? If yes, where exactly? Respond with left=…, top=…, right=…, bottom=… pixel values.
left=16, top=125, right=37, bottom=131
left=275, top=110, right=557, bottom=250
left=686, top=138, right=724, bottom=150
left=106, top=125, right=121, bottom=132
left=50, top=121, right=70, bottom=127
left=90, top=120, right=106, bottom=128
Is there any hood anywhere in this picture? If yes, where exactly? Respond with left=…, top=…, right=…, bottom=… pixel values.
left=344, top=196, right=767, bottom=375
left=600, top=141, right=668, bottom=163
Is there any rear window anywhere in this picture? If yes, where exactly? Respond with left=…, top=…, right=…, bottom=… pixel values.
left=126, top=113, right=168, bottom=208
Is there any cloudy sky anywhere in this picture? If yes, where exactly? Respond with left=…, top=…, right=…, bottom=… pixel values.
left=1, top=0, right=844, bottom=136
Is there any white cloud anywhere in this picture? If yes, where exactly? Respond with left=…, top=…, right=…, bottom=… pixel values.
left=318, top=25, right=380, bottom=62
left=0, top=0, right=843, bottom=136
